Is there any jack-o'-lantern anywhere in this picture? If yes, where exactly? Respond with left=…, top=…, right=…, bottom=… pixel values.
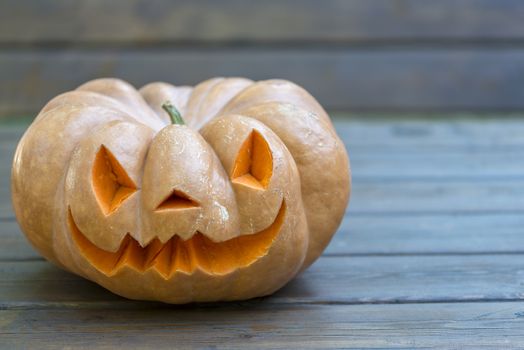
left=11, top=77, right=350, bottom=303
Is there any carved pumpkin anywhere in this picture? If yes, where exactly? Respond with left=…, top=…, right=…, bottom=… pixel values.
left=11, top=77, right=350, bottom=303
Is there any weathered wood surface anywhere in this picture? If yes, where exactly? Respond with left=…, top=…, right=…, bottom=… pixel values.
left=2, top=302, right=524, bottom=349
left=2, top=0, right=524, bottom=43
left=2, top=116, right=524, bottom=348
left=5, top=48, right=524, bottom=116
left=2, top=254, right=524, bottom=307
left=2, top=1, right=524, bottom=116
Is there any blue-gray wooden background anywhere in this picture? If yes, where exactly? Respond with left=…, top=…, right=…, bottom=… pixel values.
left=1, top=0, right=524, bottom=118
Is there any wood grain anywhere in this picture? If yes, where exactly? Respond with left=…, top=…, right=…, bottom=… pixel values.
left=335, top=118, right=524, bottom=147
left=1, top=253, right=524, bottom=308
left=2, top=1, right=524, bottom=115
left=4, top=48, right=524, bottom=115
left=2, top=302, right=524, bottom=349
left=1, top=0, right=524, bottom=44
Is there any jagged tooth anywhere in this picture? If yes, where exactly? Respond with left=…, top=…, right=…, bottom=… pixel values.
left=169, top=236, right=178, bottom=275
left=130, top=240, right=146, bottom=271
left=143, top=238, right=164, bottom=269
left=185, top=238, right=196, bottom=272
left=201, top=234, right=218, bottom=273
left=113, top=236, right=146, bottom=271
left=112, top=236, right=132, bottom=271
left=193, top=234, right=212, bottom=273
left=150, top=238, right=172, bottom=278
left=173, top=237, right=191, bottom=274
left=185, top=234, right=212, bottom=273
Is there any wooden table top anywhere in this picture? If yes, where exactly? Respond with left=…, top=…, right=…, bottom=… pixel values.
left=2, top=116, right=524, bottom=349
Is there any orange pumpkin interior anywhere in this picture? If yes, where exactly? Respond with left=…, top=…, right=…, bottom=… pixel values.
left=156, top=189, right=200, bottom=211
left=92, top=145, right=137, bottom=215
left=231, top=130, right=273, bottom=190
left=69, top=201, right=286, bottom=277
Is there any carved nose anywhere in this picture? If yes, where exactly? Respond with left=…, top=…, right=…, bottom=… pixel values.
left=155, top=189, right=200, bottom=211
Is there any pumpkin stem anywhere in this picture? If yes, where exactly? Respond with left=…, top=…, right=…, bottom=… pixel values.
left=162, top=101, right=185, bottom=125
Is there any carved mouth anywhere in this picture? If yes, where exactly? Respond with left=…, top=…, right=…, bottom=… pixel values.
left=68, top=201, right=286, bottom=278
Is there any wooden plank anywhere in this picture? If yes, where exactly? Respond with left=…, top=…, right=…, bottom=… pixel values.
left=2, top=0, right=524, bottom=44
left=351, top=151, right=524, bottom=180
left=3, top=212, right=524, bottom=261
left=1, top=254, right=524, bottom=307
left=321, top=119, right=524, bottom=181
left=335, top=118, right=524, bottom=147
left=4, top=48, right=524, bottom=115
left=326, top=213, right=524, bottom=255
left=348, top=179, right=524, bottom=214
left=2, top=302, right=524, bottom=349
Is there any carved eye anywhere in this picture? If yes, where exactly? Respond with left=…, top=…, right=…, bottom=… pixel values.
left=231, top=130, right=273, bottom=190
left=92, top=145, right=137, bottom=215
left=156, top=189, right=200, bottom=211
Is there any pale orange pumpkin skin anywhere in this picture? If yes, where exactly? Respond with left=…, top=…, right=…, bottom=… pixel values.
left=11, top=77, right=351, bottom=303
